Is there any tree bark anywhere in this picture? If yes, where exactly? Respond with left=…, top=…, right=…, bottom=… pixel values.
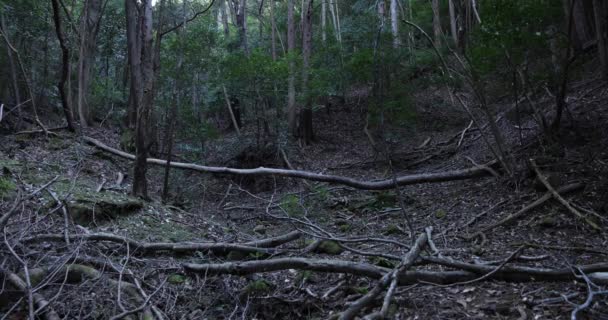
left=448, top=0, right=458, bottom=47
left=50, top=0, right=76, bottom=132
left=270, top=0, right=277, bottom=59
left=321, top=0, right=327, bottom=43
left=236, top=0, right=249, bottom=54
left=1, top=12, right=21, bottom=129
left=390, top=0, right=400, bottom=48
left=593, top=0, right=608, bottom=79
left=129, top=0, right=159, bottom=199
left=77, top=0, right=103, bottom=127
left=300, top=0, right=314, bottom=144
left=287, top=0, right=297, bottom=134
left=431, top=0, right=442, bottom=48
left=221, top=0, right=230, bottom=37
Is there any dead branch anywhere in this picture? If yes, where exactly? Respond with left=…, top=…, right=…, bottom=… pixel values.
left=571, top=267, right=608, bottom=319
left=0, top=176, right=59, bottom=230
left=22, top=230, right=300, bottom=255
left=530, top=160, right=600, bottom=230
left=339, top=228, right=429, bottom=320
left=183, top=256, right=608, bottom=285
left=467, top=182, right=584, bottom=237
left=84, top=136, right=496, bottom=190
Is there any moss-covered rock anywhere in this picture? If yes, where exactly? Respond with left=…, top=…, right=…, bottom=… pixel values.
left=314, top=240, right=344, bottom=255
left=66, top=190, right=143, bottom=225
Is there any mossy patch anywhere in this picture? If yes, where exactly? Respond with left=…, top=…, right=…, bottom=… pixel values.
left=369, top=256, right=396, bottom=268
left=242, top=279, right=272, bottom=296
left=383, top=224, right=402, bottom=235
left=435, top=209, right=447, bottom=219
left=0, top=159, right=21, bottom=173
left=167, top=274, right=187, bottom=285
left=66, top=190, right=143, bottom=225
left=314, top=240, right=343, bottom=255
left=0, top=177, right=16, bottom=198
left=294, top=270, right=316, bottom=284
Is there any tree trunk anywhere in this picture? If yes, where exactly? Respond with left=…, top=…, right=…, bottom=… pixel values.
left=130, top=0, right=157, bottom=199
left=287, top=0, right=297, bottom=135
left=77, top=0, right=103, bottom=127
left=592, top=0, right=608, bottom=79
left=237, top=0, right=249, bottom=55
left=448, top=0, right=458, bottom=47
left=221, top=0, right=230, bottom=37
left=321, top=0, right=326, bottom=43
left=50, top=0, right=76, bottom=132
left=125, top=0, right=141, bottom=130
left=163, top=0, right=188, bottom=202
left=270, top=0, right=277, bottom=59
left=1, top=12, right=22, bottom=129
left=431, top=0, right=441, bottom=48
left=300, top=0, right=314, bottom=144
left=390, top=0, right=400, bottom=48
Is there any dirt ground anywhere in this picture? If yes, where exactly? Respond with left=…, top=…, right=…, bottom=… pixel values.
left=1, top=77, right=608, bottom=319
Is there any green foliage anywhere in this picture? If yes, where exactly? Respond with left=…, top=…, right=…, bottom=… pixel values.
left=167, top=274, right=187, bottom=285
left=242, top=279, right=272, bottom=296
left=280, top=194, right=304, bottom=217
left=469, top=0, right=563, bottom=75
left=0, top=177, right=16, bottom=197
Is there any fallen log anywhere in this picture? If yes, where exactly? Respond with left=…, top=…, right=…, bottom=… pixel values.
left=83, top=136, right=496, bottom=190
left=22, top=230, right=301, bottom=256
left=183, top=257, right=608, bottom=285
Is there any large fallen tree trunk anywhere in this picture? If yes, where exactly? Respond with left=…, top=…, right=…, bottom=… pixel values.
left=183, top=258, right=608, bottom=285
left=83, top=136, right=496, bottom=190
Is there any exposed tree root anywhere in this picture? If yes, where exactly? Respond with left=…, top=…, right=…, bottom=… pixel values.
left=0, top=269, right=60, bottom=320
left=84, top=136, right=496, bottom=190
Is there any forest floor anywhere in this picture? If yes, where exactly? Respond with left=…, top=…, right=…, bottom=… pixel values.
left=2, top=75, right=608, bottom=319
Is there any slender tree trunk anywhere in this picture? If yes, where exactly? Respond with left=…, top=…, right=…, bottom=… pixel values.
left=1, top=13, right=22, bottom=129
left=162, top=0, right=187, bottom=202
left=287, top=0, right=297, bottom=134
left=390, top=0, right=399, bottom=48
left=321, top=0, right=326, bottom=43
left=50, top=0, right=76, bottom=131
left=77, top=0, right=103, bottom=127
left=221, top=0, right=230, bottom=37
left=237, top=0, right=249, bottom=54
left=431, top=0, right=442, bottom=48
left=593, top=0, right=608, bottom=79
left=125, top=0, right=140, bottom=130
left=131, top=0, right=157, bottom=199
left=328, top=0, right=339, bottom=42
left=335, top=0, right=342, bottom=42
left=448, top=0, right=458, bottom=47
left=270, top=0, right=277, bottom=59
left=300, top=0, right=314, bottom=144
